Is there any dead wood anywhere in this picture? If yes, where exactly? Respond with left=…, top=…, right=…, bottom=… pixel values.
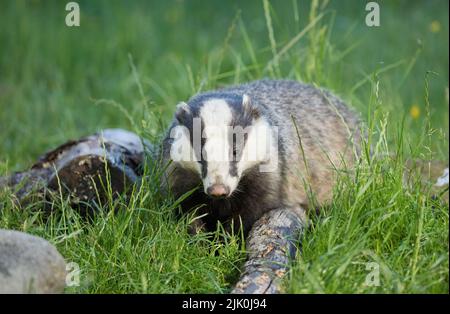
left=0, top=129, right=151, bottom=212
left=231, top=208, right=304, bottom=294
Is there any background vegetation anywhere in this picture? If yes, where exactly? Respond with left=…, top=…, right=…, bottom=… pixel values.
left=0, top=0, right=448, bottom=293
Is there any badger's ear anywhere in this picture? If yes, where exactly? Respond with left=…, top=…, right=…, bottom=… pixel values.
left=242, top=94, right=260, bottom=119
left=175, top=102, right=191, bottom=124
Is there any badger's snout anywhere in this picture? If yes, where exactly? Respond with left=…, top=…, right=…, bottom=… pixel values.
left=206, top=184, right=230, bottom=198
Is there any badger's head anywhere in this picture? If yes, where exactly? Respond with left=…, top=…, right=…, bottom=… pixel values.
left=169, top=93, right=278, bottom=199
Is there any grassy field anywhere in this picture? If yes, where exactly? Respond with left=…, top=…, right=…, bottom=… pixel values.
left=0, top=0, right=448, bottom=293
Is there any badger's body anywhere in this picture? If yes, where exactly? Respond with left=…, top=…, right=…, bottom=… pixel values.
left=161, top=79, right=362, bottom=235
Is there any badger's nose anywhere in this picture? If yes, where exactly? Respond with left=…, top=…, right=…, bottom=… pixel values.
left=206, top=184, right=230, bottom=198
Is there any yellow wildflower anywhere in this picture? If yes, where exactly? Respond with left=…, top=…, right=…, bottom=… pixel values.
left=410, top=105, right=421, bottom=120
left=429, top=20, right=441, bottom=33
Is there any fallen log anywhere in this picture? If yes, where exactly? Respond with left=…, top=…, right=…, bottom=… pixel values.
left=231, top=208, right=304, bottom=294
left=0, top=129, right=152, bottom=214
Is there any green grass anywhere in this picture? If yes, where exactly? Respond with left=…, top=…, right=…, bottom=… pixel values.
left=0, top=0, right=448, bottom=293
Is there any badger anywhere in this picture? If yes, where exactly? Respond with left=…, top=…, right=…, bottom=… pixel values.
left=161, top=79, right=362, bottom=235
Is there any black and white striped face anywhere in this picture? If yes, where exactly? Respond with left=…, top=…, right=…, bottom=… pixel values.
left=169, top=94, right=277, bottom=199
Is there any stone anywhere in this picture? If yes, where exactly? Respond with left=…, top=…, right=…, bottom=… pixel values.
left=0, top=229, right=66, bottom=293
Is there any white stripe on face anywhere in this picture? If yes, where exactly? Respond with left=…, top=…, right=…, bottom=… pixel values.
left=201, top=99, right=232, bottom=163
left=237, top=118, right=275, bottom=175
left=199, top=99, right=239, bottom=193
left=169, top=124, right=202, bottom=175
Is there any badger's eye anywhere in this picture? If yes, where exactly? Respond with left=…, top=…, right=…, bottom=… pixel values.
left=232, top=146, right=239, bottom=161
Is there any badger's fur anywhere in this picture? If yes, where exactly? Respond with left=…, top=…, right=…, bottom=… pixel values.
left=161, top=79, right=362, bottom=235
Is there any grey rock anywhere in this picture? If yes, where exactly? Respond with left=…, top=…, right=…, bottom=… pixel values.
left=0, top=229, right=66, bottom=293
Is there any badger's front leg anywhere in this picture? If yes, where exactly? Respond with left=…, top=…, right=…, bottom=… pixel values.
left=187, top=217, right=206, bottom=235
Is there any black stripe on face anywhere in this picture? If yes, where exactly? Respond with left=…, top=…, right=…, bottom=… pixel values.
left=229, top=134, right=239, bottom=177
left=228, top=101, right=254, bottom=178
left=229, top=130, right=248, bottom=177
left=174, top=103, right=208, bottom=178
left=199, top=118, right=208, bottom=178
left=189, top=117, right=208, bottom=179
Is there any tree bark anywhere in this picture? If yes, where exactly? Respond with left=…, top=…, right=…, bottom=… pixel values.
left=230, top=208, right=304, bottom=294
